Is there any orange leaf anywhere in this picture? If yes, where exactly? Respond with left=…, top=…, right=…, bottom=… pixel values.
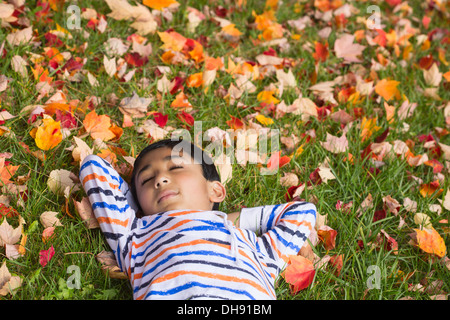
left=143, top=0, right=179, bottom=10
left=410, top=227, right=447, bottom=258
left=375, top=79, right=401, bottom=101
left=281, top=255, right=315, bottom=294
left=419, top=180, right=443, bottom=198
left=170, top=92, right=193, bottom=109
left=34, top=117, right=63, bottom=151
left=360, top=117, right=381, bottom=142
left=312, top=41, right=329, bottom=63
left=204, top=56, right=224, bottom=71
left=266, top=151, right=290, bottom=171
left=226, top=115, right=244, bottom=130
left=157, top=31, right=187, bottom=52
left=188, top=41, right=204, bottom=63
left=317, top=225, right=337, bottom=251
left=83, top=110, right=116, bottom=141
left=221, top=24, right=242, bottom=37
left=186, top=72, right=203, bottom=88
left=0, top=158, right=19, bottom=185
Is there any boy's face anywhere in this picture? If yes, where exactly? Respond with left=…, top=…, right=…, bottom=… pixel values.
left=134, top=147, right=226, bottom=216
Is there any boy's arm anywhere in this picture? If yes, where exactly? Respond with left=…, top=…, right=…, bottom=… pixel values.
left=227, top=211, right=240, bottom=227
left=79, top=154, right=136, bottom=273
left=239, top=201, right=316, bottom=264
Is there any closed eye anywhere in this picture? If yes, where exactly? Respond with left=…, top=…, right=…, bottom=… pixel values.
left=141, top=166, right=183, bottom=185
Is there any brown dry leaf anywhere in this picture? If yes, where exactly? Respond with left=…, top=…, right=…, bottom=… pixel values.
left=119, top=91, right=152, bottom=118
left=6, top=26, right=33, bottom=46
left=423, top=63, right=442, bottom=87
left=96, top=250, right=128, bottom=279
left=73, top=197, right=99, bottom=229
left=320, top=132, right=349, bottom=154
left=72, top=136, right=94, bottom=164
left=0, top=262, right=22, bottom=296
left=40, top=211, right=63, bottom=228
left=47, top=169, right=80, bottom=197
left=0, top=218, right=22, bottom=247
left=334, top=33, right=366, bottom=63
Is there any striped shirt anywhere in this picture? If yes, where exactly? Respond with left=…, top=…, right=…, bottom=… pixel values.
left=79, top=155, right=317, bottom=300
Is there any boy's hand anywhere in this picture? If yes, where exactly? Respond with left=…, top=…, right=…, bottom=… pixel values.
left=227, top=211, right=240, bottom=227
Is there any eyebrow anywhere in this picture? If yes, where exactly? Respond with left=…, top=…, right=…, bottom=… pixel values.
left=137, top=155, right=184, bottom=177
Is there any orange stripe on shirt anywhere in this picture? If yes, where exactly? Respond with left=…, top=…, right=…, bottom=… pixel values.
left=152, top=270, right=271, bottom=296
left=131, top=219, right=193, bottom=249
left=82, top=173, right=119, bottom=190
left=167, top=210, right=202, bottom=217
left=282, top=219, right=313, bottom=231
left=97, top=216, right=129, bottom=227
left=132, top=239, right=230, bottom=281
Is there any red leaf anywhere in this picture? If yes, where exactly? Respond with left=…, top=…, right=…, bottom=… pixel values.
left=176, top=111, right=194, bottom=128
left=153, top=112, right=168, bottom=128
left=39, top=245, right=55, bottom=267
left=124, top=52, right=148, bottom=67
left=282, top=255, right=315, bottom=294
left=0, top=203, right=19, bottom=218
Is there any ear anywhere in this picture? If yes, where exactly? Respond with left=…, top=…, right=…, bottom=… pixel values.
left=207, top=180, right=226, bottom=204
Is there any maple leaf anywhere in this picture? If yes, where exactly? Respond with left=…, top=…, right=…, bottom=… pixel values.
left=157, top=30, right=187, bottom=52
left=73, top=197, right=99, bottom=229
left=0, top=157, right=19, bottom=185
left=334, top=33, right=366, bottom=63
left=39, top=245, right=55, bottom=267
left=119, top=91, right=152, bottom=118
left=0, top=262, right=22, bottom=296
left=143, top=0, right=179, bottom=11
left=313, top=41, right=329, bottom=63
left=317, top=225, right=337, bottom=251
left=265, top=151, right=291, bottom=171
left=419, top=180, right=443, bottom=198
left=83, top=110, right=116, bottom=141
left=171, top=91, right=193, bottom=110
left=0, top=218, right=22, bottom=247
left=409, top=227, right=447, bottom=258
left=186, top=72, right=203, bottom=88
left=360, top=117, right=381, bottom=142
left=226, top=115, right=244, bottom=130
left=255, top=114, right=274, bottom=126
left=40, top=211, right=63, bottom=228
left=177, top=111, right=195, bottom=129
left=281, top=255, right=315, bottom=294
left=30, top=117, right=63, bottom=151
left=375, top=79, right=401, bottom=101
left=320, top=132, right=349, bottom=154
left=257, top=90, right=280, bottom=105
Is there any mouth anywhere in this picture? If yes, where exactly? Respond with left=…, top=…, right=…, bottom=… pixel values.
left=157, top=190, right=178, bottom=204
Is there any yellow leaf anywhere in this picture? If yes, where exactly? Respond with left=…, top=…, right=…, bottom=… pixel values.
left=256, top=114, right=274, bottom=126
left=157, top=31, right=186, bottom=52
left=375, top=79, right=401, bottom=101
left=257, top=90, right=280, bottom=105
left=143, top=0, right=179, bottom=11
left=34, top=117, right=63, bottom=151
left=221, top=24, right=242, bottom=37
left=360, top=117, right=381, bottom=142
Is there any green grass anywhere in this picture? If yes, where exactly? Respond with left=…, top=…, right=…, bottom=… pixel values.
left=0, top=0, right=449, bottom=300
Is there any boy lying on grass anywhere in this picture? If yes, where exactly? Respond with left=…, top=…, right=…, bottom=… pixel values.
left=79, top=138, right=316, bottom=300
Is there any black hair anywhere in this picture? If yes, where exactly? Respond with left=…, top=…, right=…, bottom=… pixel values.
left=130, top=138, right=222, bottom=216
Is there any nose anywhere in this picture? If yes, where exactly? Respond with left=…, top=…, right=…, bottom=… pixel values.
left=154, top=174, right=169, bottom=188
